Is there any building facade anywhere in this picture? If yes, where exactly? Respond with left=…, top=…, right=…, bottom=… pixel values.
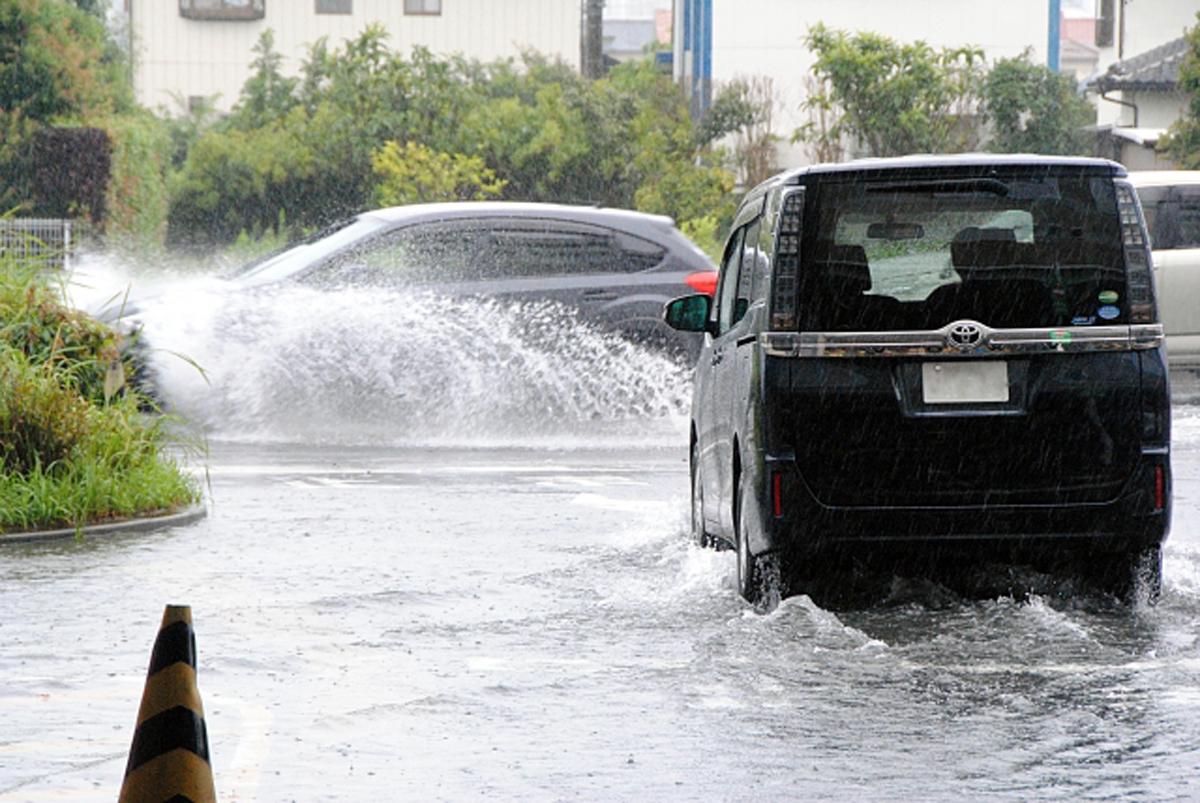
left=676, top=0, right=1200, bottom=170
left=673, top=0, right=1053, bottom=167
left=126, top=0, right=583, bottom=113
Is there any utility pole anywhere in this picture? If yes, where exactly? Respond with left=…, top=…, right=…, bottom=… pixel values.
left=582, top=0, right=605, bottom=79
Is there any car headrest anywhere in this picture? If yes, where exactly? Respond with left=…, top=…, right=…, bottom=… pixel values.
left=951, top=240, right=1039, bottom=277
left=814, top=243, right=871, bottom=295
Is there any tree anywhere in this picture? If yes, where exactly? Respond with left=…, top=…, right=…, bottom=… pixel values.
left=70, top=0, right=104, bottom=17
left=227, top=30, right=297, bottom=131
left=0, top=0, right=129, bottom=121
left=1165, top=12, right=1200, bottom=169
left=0, top=0, right=164, bottom=237
left=985, top=53, right=1094, bottom=155
left=797, top=25, right=985, bottom=157
left=700, top=76, right=780, bottom=188
left=793, top=74, right=845, bottom=164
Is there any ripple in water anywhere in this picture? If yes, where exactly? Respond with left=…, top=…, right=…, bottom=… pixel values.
left=135, top=280, right=693, bottom=447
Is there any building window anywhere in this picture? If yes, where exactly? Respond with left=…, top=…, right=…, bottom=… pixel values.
left=404, top=0, right=441, bottom=15
left=316, top=0, right=351, bottom=13
left=179, top=0, right=265, bottom=21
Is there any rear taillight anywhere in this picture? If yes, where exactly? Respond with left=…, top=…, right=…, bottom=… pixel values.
left=685, top=270, right=718, bottom=296
left=1115, top=180, right=1157, bottom=324
left=771, top=188, right=805, bottom=330
left=1154, top=465, right=1165, bottom=512
left=772, top=472, right=783, bottom=517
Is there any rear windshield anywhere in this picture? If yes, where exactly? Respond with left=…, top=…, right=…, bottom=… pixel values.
left=796, top=172, right=1127, bottom=331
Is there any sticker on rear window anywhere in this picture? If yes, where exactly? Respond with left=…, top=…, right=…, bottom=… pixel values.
left=1097, top=305, right=1120, bottom=320
left=1098, top=290, right=1119, bottom=304
left=1071, top=315, right=1095, bottom=326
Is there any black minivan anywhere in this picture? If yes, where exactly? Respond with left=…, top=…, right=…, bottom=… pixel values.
left=664, top=155, right=1171, bottom=605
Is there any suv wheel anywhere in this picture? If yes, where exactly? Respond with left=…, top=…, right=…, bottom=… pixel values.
left=735, top=473, right=782, bottom=611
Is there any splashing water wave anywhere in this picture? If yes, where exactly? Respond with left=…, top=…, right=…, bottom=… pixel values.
left=136, top=281, right=693, bottom=447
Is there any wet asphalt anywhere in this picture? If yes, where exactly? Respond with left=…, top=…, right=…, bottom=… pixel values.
left=3, top=425, right=1200, bottom=800
left=5, top=276, right=1200, bottom=799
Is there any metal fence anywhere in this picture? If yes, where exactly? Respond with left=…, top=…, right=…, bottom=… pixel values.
left=0, top=218, right=75, bottom=272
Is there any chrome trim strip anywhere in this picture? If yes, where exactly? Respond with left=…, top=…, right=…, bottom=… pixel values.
left=760, top=321, right=1164, bottom=358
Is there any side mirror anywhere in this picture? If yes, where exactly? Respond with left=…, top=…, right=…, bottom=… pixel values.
left=663, top=294, right=712, bottom=333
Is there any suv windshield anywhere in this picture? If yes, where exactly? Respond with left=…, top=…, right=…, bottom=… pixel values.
left=797, top=171, right=1127, bottom=331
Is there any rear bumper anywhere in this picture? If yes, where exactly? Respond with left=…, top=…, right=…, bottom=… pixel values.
left=760, top=450, right=1171, bottom=557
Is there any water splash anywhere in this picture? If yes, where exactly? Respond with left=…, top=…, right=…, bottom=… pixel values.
left=134, top=280, right=692, bottom=448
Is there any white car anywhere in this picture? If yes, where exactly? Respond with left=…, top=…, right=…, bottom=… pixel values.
left=1131, top=171, right=1200, bottom=367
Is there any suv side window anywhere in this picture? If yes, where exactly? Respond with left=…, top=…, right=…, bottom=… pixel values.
left=303, top=224, right=477, bottom=285
left=716, top=227, right=746, bottom=335
left=304, top=219, right=669, bottom=285
left=481, top=221, right=666, bottom=276
left=734, top=218, right=762, bottom=325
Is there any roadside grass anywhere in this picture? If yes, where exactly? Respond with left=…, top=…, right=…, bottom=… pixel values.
left=0, top=255, right=201, bottom=534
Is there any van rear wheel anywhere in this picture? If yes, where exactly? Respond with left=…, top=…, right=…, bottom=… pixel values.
left=1091, top=545, right=1163, bottom=603
left=1128, top=545, right=1163, bottom=604
left=735, top=474, right=782, bottom=611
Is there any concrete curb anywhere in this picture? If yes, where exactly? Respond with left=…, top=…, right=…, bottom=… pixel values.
left=0, top=504, right=208, bottom=545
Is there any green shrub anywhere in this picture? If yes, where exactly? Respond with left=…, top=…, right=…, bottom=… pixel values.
left=104, top=112, right=173, bottom=247
left=0, top=347, right=90, bottom=475
left=0, top=352, right=198, bottom=531
left=0, top=257, right=200, bottom=532
left=168, top=32, right=738, bottom=246
left=0, top=261, right=127, bottom=405
left=371, top=140, right=505, bottom=206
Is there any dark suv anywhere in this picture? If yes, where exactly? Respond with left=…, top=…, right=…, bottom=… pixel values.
left=664, top=155, right=1171, bottom=605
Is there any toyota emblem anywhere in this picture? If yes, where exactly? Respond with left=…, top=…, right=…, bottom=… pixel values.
left=947, top=322, right=985, bottom=349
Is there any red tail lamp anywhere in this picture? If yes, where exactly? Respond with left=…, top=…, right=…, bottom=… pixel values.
left=1155, top=465, right=1165, bottom=512
left=685, top=271, right=719, bottom=297
left=772, top=472, right=783, bottom=518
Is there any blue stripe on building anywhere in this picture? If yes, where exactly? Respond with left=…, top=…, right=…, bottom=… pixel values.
left=682, top=0, right=712, bottom=117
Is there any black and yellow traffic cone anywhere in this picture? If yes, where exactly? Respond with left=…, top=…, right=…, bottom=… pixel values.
left=119, top=605, right=216, bottom=803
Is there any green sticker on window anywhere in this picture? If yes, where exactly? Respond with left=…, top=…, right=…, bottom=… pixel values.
left=1050, top=330, right=1074, bottom=344
left=1098, top=290, right=1119, bottom=304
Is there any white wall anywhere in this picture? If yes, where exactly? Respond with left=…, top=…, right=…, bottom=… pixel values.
left=1117, top=140, right=1177, bottom=170
left=702, top=0, right=1050, bottom=167
left=130, top=0, right=581, bottom=113
left=1092, top=0, right=1196, bottom=126
left=1122, top=0, right=1197, bottom=58
left=1133, top=90, right=1191, bottom=128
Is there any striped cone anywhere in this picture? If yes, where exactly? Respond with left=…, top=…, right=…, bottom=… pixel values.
left=119, top=605, right=216, bottom=803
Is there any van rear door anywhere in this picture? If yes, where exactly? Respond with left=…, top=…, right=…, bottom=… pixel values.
left=779, top=166, right=1154, bottom=510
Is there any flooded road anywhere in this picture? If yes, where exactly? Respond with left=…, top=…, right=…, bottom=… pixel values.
left=3, top=426, right=1200, bottom=801
left=4, top=278, right=1200, bottom=800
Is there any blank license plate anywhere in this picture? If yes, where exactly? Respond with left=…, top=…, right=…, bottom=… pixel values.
left=921, top=361, right=1009, bottom=404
